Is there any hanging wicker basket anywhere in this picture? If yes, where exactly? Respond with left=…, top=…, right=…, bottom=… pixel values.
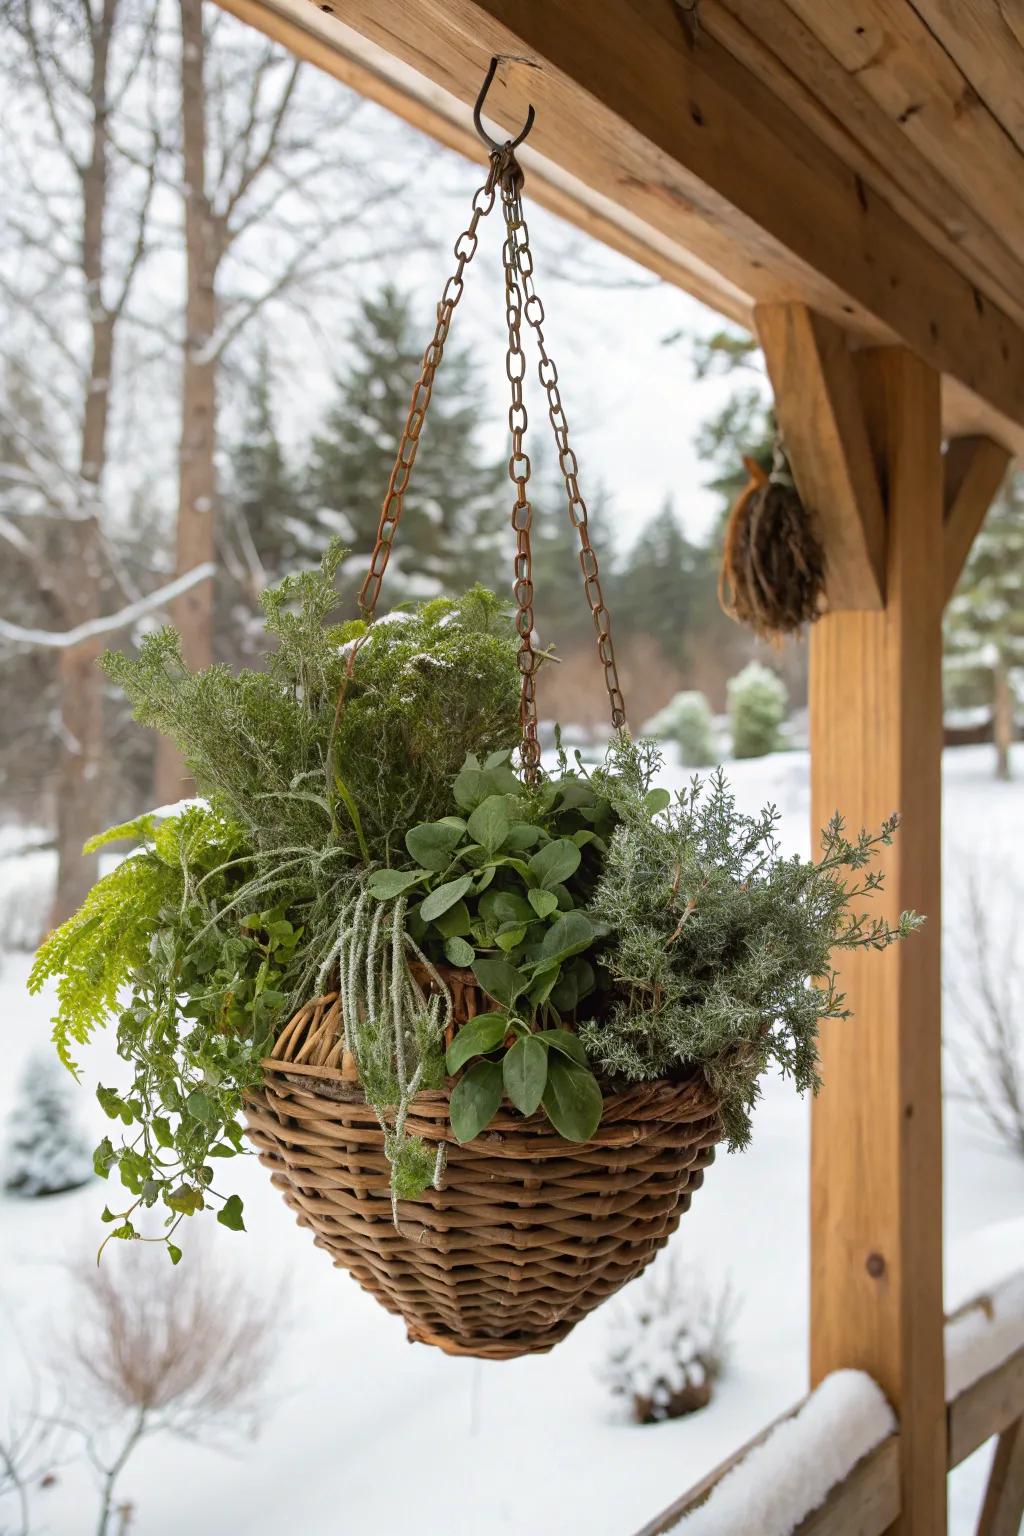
left=244, top=972, right=723, bottom=1360
left=242, top=62, right=725, bottom=1360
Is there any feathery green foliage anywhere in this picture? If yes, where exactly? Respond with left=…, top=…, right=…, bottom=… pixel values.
left=579, top=740, right=922, bottom=1145
left=100, top=543, right=521, bottom=866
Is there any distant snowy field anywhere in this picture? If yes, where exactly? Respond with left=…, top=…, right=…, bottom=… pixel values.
left=1, top=744, right=1021, bottom=1536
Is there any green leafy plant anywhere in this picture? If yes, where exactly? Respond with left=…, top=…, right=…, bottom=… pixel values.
left=31, top=806, right=305, bottom=1257
left=578, top=739, right=922, bottom=1145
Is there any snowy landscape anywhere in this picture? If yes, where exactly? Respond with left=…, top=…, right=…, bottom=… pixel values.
left=2, top=740, right=1021, bottom=1536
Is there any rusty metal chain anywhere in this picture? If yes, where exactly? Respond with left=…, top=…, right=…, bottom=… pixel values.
left=358, top=134, right=628, bottom=781
left=358, top=163, right=499, bottom=620
left=498, top=159, right=628, bottom=745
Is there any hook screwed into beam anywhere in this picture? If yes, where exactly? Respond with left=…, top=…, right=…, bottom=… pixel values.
left=473, top=56, right=536, bottom=153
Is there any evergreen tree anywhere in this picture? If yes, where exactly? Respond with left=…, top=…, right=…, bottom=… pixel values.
left=617, top=500, right=701, bottom=670
left=945, top=472, right=1024, bottom=779
left=304, top=285, right=505, bottom=605
left=229, top=346, right=311, bottom=584
left=3, top=1052, right=92, bottom=1198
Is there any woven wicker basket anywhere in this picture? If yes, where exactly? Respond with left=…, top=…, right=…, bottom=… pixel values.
left=244, top=972, right=723, bottom=1360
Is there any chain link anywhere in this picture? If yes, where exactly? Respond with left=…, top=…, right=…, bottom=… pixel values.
left=498, top=158, right=627, bottom=760
left=358, top=164, right=499, bottom=620
left=358, top=141, right=627, bottom=778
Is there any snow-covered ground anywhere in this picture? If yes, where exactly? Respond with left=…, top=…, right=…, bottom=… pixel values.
left=1, top=744, right=1021, bottom=1536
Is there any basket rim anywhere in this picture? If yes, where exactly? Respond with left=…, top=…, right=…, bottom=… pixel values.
left=252, top=1053, right=721, bottom=1151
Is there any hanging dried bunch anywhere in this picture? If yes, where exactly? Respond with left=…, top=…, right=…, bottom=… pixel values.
left=718, top=445, right=826, bottom=642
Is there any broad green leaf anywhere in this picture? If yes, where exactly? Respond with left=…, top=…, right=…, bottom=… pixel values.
left=444, top=936, right=475, bottom=969
left=453, top=767, right=491, bottom=812
left=434, top=899, right=471, bottom=938
left=527, top=965, right=561, bottom=1008
left=484, top=749, right=511, bottom=769
left=467, top=795, right=511, bottom=852
left=504, top=823, right=543, bottom=851
left=543, top=1056, right=603, bottom=1142
left=217, top=1194, right=246, bottom=1231
left=185, top=1089, right=216, bottom=1124
left=529, top=838, right=581, bottom=889
left=165, top=1184, right=204, bottom=1215
left=420, top=875, right=473, bottom=922
left=445, top=1013, right=509, bottom=1073
left=495, top=924, right=527, bottom=953
left=528, top=888, right=559, bottom=920
left=645, top=787, right=672, bottom=815
left=472, top=957, right=527, bottom=1008
left=93, top=1137, right=116, bottom=1179
left=167, top=1243, right=183, bottom=1265
left=538, top=1029, right=588, bottom=1066
left=366, top=867, right=427, bottom=900
left=449, top=1059, right=504, bottom=1142
left=405, top=821, right=464, bottom=871
left=539, top=911, right=597, bottom=964
left=503, top=1035, right=548, bottom=1117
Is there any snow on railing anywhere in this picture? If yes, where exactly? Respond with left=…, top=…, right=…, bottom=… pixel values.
left=656, top=1371, right=895, bottom=1536
left=946, top=1267, right=1024, bottom=1402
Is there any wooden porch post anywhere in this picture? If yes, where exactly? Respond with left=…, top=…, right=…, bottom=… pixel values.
left=808, top=348, right=946, bottom=1533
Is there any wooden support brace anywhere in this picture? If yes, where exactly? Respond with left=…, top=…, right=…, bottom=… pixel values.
left=977, top=1415, right=1024, bottom=1536
left=809, top=347, right=946, bottom=1535
left=942, top=436, right=1011, bottom=605
left=756, top=303, right=886, bottom=612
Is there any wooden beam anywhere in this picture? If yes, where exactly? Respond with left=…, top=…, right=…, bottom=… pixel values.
left=978, top=1416, right=1024, bottom=1536
left=904, top=1, right=1024, bottom=157
left=218, top=0, right=1024, bottom=454
left=948, top=1346, right=1024, bottom=1469
left=943, top=435, right=1011, bottom=604
left=809, top=348, right=946, bottom=1534
left=212, top=0, right=751, bottom=325
left=780, top=0, right=1024, bottom=276
left=707, top=0, right=1024, bottom=334
left=756, top=303, right=886, bottom=611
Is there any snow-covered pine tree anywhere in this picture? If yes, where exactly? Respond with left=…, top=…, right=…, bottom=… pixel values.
left=945, top=471, right=1023, bottom=779
left=3, top=1051, right=92, bottom=1198
left=304, top=285, right=506, bottom=605
left=229, top=346, right=310, bottom=586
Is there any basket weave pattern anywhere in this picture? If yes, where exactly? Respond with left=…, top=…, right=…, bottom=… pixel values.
left=244, top=987, right=723, bottom=1360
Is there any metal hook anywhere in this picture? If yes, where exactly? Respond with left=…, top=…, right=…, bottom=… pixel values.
left=473, top=55, right=535, bottom=153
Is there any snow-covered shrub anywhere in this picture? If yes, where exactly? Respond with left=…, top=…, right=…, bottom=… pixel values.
left=645, top=691, right=716, bottom=767
left=0, top=844, right=53, bottom=953
left=727, top=661, right=787, bottom=759
left=3, top=1051, right=92, bottom=1198
left=601, top=1257, right=735, bottom=1423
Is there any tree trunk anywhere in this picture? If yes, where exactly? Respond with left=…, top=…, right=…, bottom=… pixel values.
left=154, top=0, right=219, bottom=805
left=993, top=651, right=1014, bottom=781
left=50, top=2, right=117, bottom=928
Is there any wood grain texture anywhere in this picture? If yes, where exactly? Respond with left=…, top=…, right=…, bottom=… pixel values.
left=213, top=0, right=1024, bottom=448
left=781, top=0, right=1024, bottom=270
left=809, top=348, right=946, bottom=1535
left=949, top=1346, right=1024, bottom=1468
left=707, top=0, right=1024, bottom=333
left=756, top=303, right=886, bottom=611
left=906, top=0, right=1024, bottom=155
left=978, top=1416, right=1024, bottom=1536
left=943, top=436, right=1011, bottom=604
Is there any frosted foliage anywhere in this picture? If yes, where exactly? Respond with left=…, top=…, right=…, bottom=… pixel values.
left=2, top=1050, right=92, bottom=1198
left=644, top=690, right=716, bottom=767
left=601, top=1257, right=734, bottom=1422
left=727, top=662, right=787, bottom=760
